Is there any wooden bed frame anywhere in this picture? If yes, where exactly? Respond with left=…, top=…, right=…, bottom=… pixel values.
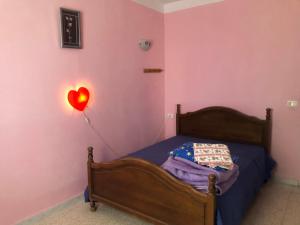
left=87, top=104, right=272, bottom=225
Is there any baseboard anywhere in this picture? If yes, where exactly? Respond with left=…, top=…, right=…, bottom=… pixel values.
left=273, top=176, right=300, bottom=187
left=16, top=194, right=82, bottom=225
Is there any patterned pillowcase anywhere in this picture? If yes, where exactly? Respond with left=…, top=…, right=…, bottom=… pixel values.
left=193, top=143, right=234, bottom=170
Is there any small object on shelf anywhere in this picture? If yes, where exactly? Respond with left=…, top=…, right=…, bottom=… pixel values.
left=144, top=68, right=163, bottom=73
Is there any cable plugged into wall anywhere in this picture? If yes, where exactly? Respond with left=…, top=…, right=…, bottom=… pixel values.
left=81, top=110, right=120, bottom=157
left=83, top=112, right=91, bottom=125
left=66, top=85, right=164, bottom=157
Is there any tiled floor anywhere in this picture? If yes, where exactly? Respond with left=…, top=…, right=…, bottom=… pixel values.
left=20, top=180, right=300, bottom=225
left=241, top=181, right=300, bottom=225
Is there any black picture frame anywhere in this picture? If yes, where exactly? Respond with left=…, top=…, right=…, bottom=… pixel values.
left=60, top=8, right=81, bottom=49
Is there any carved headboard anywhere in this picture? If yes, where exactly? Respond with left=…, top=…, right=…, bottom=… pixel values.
left=176, top=104, right=272, bottom=153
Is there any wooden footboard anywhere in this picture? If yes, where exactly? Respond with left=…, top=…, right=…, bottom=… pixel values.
left=87, top=147, right=216, bottom=225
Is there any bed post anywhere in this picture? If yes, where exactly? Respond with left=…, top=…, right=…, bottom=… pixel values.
left=208, top=174, right=216, bottom=195
left=208, top=174, right=216, bottom=225
left=88, top=146, right=97, bottom=211
left=265, top=108, right=272, bottom=154
left=176, top=104, right=181, bottom=135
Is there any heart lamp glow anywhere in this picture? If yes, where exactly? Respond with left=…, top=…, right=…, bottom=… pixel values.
left=68, top=87, right=90, bottom=111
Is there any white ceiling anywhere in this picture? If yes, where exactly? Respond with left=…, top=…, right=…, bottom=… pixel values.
left=133, top=0, right=224, bottom=13
left=158, top=0, right=181, bottom=3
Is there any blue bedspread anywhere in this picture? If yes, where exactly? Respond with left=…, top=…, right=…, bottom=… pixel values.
left=128, top=135, right=275, bottom=225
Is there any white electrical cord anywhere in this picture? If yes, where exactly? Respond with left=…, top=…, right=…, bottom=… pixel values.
left=81, top=109, right=165, bottom=157
left=82, top=111, right=119, bottom=157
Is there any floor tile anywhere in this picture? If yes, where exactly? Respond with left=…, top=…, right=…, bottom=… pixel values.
left=282, top=193, right=300, bottom=225
left=291, top=186, right=300, bottom=194
left=20, top=181, right=300, bottom=225
left=241, top=181, right=293, bottom=225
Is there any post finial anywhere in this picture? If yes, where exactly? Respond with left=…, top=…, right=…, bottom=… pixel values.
left=88, top=146, right=94, bottom=162
left=266, top=108, right=271, bottom=121
left=176, top=104, right=181, bottom=115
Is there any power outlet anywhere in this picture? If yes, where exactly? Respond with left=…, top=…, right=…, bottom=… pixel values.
left=166, top=113, right=175, bottom=119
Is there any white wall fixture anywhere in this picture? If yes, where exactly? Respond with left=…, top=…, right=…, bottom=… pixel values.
left=166, top=113, right=175, bottom=119
left=287, top=100, right=298, bottom=108
left=139, top=39, right=152, bottom=51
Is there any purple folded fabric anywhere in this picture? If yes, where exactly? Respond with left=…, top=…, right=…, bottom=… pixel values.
left=162, top=156, right=239, bottom=195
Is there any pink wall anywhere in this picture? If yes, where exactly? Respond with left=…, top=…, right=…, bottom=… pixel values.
left=2, top=0, right=300, bottom=223
left=0, top=1, right=164, bottom=224
left=165, top=0, right=300, bottom=181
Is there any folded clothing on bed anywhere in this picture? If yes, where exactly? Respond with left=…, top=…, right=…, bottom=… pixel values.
left=169, top=142, right=236, bottom=171
left=164, top=142, right=239, bottom=195
left=162, top=156, right=239, bottom=195
left=193, top=143, right=234, bottom=170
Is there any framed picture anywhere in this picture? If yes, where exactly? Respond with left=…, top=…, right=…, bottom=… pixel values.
left=60, top=8, right=81, bottom=49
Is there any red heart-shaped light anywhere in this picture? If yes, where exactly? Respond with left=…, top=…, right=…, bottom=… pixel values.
left=68, top=87, right=90, bottom=111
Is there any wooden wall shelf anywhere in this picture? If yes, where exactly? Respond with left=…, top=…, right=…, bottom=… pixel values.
left=144, top=68, right=163, bottom=73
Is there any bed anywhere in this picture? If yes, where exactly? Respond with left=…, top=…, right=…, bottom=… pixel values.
left=87, top=104, right=274, bottom=225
